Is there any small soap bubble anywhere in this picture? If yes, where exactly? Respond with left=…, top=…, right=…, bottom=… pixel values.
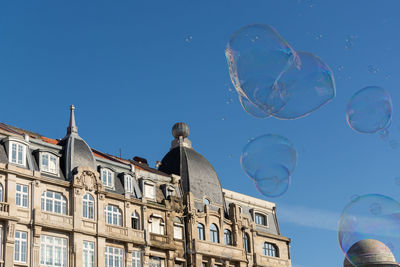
left=345, top=34, right=357, bottom=50
left=185, top=35, right=193, bottom=43
left=346, top=86, right=392, bottom=134
left=386, top=74, right=392, bottom=80
left=314, top=33, right=323, bottom=40
left=241, top=134, right=297, bottom=197
left=337, top=65, right=344, bottom=71
left=271, top=51, right=336, bottom=120
left=395, top=176, right=400, bottom=186
left=368, top=65, right=380, bottom=74
left=221, top=117, right=225, bottom=121
left=338, top=194, right=400, bottom=266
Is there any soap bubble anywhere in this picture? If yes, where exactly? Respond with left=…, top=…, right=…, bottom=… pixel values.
left=346, top=86, right=392, bottom=134
left=271, top=51, right=336, bottom=120
left=338, top=194, right=400, bottom=266
left=241, top=134, right=297, bottom=184
left=254, top=164, right=291, bottom=197
left=238, top=95, right=270, bottom=118
left=225, top=24, right=297, bottom=115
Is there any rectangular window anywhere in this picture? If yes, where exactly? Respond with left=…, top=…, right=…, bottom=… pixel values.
left=83, top=241, right=95, bottom=267
left=41, top=153, right=58, bottom=174
left=132, top=250, right=142, bottom=267
left=173, top=225, right=183, bottom=239
left=14, top=231, right=27, bottom=263
left=101, top=169, right=114, bottom=188
left=150, top=257, right=164, bottom=267
left=10, top=142, right=25, bottom=166
left=255, top=213, right=266, bottom=225
left=144, top=183, right=155, bottom=199
left=40, top=235, right=67, bottom=267
left=105, top=246, right=124, bottom=267
left=125, top=175, right=134, bottom=193
left=16, top=184, right=28, bottom=208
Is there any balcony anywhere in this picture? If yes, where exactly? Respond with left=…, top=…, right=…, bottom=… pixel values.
left=102, top=224, right=145, bottom=244
left=149, top=233, right=175, bottom=250
left=34, top=209, right=73, bottom=231
left=0, top=202, right=10, bottom=219
left=255, top=253, right=291, bottom=267
left=193, top=240, right=245, bottom=261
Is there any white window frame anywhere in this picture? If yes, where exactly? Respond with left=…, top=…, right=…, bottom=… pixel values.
left=40, top=235, right=68, bottom=267
left=9, top=141, right=26, bottom=166
left=131, top=211, right=140, bottom=230
left=14, top=231, right=27, bottom=263
left=255, top=213, right=267, bottom=226
left=16, top=184, right=28, bottom=208
left=125, top=175, right=134, bottom=193
left=83, top=241, right=95, bottom=267
left=41, top=191, right=67, bottom=215
left=0, top=183, right=3, bottom=202
left=132, top=250, right=142, bottom=267
left=105, top=246, right=124, bottom=267
left=173, top=217, right=183, bottom=240
left=143, top=181, right=155, bottom=200
left=83, top=193, right=95, bottom=220
left=148, top=215, right=165, bottom=235
left=40, top=152, right=59, bottom=175
left=150, top=257, right=164, bottom=267
left=197, top=223, right=205, bottom=241
left=104, top=205, right=122, bottom=226
left=101, top=168, right=114, bottom=188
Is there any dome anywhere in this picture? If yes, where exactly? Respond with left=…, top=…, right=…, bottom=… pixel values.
left=159, top=123, right=225, bottom=207
left=343, top=239, right=398, bottom=267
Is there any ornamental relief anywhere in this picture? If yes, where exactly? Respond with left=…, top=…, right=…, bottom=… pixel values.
left=73, top=167, right=103, bottom=192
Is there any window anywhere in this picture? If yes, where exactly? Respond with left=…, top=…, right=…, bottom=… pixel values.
left=197, top=223, right=205, bottom=240
left=224, top=229, right=232, bottom=245
left=0, top=183, right=3, bottom=202
left=40, top=235, right=68, bottom=267
left=243, top=233, right=250, bottom=253
left=203, top=198, right=210, bottom=205
left=16, top=184, right=28, bottom=208
left=132, top=250, right=142, bottom=267
left=105, top=246, right=124, bottom=267
left=131, top=211, right=140, bottom=230
left=202, top=263, right=207, bottom=267
left=166, top=187, right=174, bottom=198
left=83, top=194, right=95, bottom=220
left=263, top=242, right=278, bottom=257
left=125, top=175, right=134, bottom=193
left=150, top=257, right=164, bottom=267
left=255, top=213, right=267, bottom=226
left=9, top=142, right=26, bottom=166
left=41, top=153, right=58, bottom=174
left=148, top=215, right=164, bottom=235
left=41, top=191, right=67, bottom=214
left=144, top=183, right=155, bottom=199
left=83, top=241, right=95, bottom=267
left=238, top=206, right=242, bottom=214
left=173, top=217, right=183, bottom=239
left=101, top=169, right=114, bottom=188
left=210, top=224, right=219, bottom=243
left=104, top=205, right=122, bottom=226
left=14, top=231, right=27, bottom=263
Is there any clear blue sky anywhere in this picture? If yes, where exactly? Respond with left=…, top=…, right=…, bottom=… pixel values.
left=1, top=0, right=400, bottom=266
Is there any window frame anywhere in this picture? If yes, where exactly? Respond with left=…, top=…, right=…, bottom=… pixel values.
left=14, top=231, right=28, bottom=263
left=104, top=204, right=123, bottom=226
left=224, top=229, right=232, bottom=245
left=9, top=141, right=26, bottom=166
left=143, top=181, right=156, bottom=200
left=16, top=184, right=29, bottom=208
left=41, top=191, right=67, bottom=215
left=40, top=152, right=59, bottom=175
left=0, top=183, right=4, bottom=203
left=197, top=223, right=205, bottom=241
left=263, top=242, right=279, bottom=257
left=173, top=217, right=183, bottom=240
left=83, top=241, right=95, bottom=267
left=243, top=232, right=251, bottom=253
left=83, top=193, right=95, bottom=220
left=148, top=215, right=165, bottom=235
left=210, top=224, right=219, bottom=243
left=101, top=168, right=114, bottom=188
left=125, top=174, right=134, bottom=194
left=255, top=213, right=267, bottom=226
left=132, top=250, right=142, bottom=267
left=105, top=245, right=124, bottom=267
left=131, top=211, right=140, bottom=230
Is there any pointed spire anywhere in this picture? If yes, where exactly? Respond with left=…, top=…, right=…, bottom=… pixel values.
left=67, top=105, right=78, bottom=135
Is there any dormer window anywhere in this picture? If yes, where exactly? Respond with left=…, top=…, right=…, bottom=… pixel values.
left=143, top=181, right=155, bottom=199
left=255, top=213, right=267, bottom=226
left=101, top=168, right=114, bottom=188
left=9, top=141, right=26, bottom=166
left=125, top=175, right=134, bottom=193
left=40, top=152, right=58, bottom=175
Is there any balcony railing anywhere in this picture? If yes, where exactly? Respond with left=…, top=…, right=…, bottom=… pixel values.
left=103, top=224, right=145, bottom=243
left=0, top=202, right=9, bottom=213
left=34, top=209, right=73, bottom=230
left=150, top=233, right=169, bottom=243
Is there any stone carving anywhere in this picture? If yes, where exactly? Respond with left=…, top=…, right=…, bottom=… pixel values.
left=73, top=167, right=103, bottom=192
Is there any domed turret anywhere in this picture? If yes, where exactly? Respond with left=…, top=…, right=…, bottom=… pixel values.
left=60, top=105, right=96, bottom=180
left=159, top=123, right=225, bottom=209
left=343, top=239, right=399, bottom=267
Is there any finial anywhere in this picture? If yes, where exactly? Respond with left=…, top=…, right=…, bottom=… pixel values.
left=172, top=122, right=189, bottom=139
left=67, top=105, right=78, bottom=134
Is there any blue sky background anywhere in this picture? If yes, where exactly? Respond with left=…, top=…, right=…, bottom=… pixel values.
left=1, top=0, right=400, bottom=266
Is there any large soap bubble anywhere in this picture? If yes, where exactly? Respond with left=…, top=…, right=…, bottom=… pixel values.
left=346, top=86, right=392, bottom=134
left=338, top=194, right=400, bottom=266
left=272, top=51, right=336, bottom=120
left=241, top=134, right=297, bottom=197
left=238, top=95, right=270, bottom=118
left=225, top=24, right=297, bottom=115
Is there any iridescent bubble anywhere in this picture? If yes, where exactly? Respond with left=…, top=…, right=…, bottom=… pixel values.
left=254, top=164, right=291, bottom=197
left=225, top=24, right=297, bottom=114
left=338, top=194, right=400, bottom=266
left=241, top=134, right=297, bottom=182
left=238, top=95, right=270, bottom=118
left=271, top=51, right=336, bottom=120
left=346, top=86, right=392, bottom=134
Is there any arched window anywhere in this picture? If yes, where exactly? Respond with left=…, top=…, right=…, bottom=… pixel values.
left=224, top=229, right=232, bottom=245
left=243, top=232, right=250, bottom=253
left=41, top=191, right=67, bottom=215
left=263, top=242, right=278, bottom=257
left=148, top=215, right=164, bottom=235
left=104, top=205, right=122, bottom=226
left=83, top=193, right=94, bottom=219
left=131, top=211, right=140, bottom=230
left=197, top=223, right=205, bottom=240
left=210, top=224, right=219, bottom=243
left=173, top=217, right=183, bottom=239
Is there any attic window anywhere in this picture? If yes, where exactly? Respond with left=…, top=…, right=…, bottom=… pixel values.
left=40, top=152, right=58, bottom=175
left=125, top=175, right=134, bottom=193
left=9, top=141, right=26, bottom=166
left=143, top=182, right=155, bottom=199
left=101, top=168, right=114, bottom=188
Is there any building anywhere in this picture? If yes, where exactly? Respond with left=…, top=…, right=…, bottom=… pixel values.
left=0, top=106, right=292, bottom=267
